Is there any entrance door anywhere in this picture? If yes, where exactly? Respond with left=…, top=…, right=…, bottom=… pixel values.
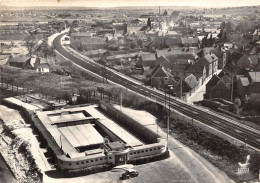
left=115, top=154, right=127, bottom=165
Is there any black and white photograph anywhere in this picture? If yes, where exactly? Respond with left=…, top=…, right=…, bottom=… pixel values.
left=0, top=0, right=260, bottom=182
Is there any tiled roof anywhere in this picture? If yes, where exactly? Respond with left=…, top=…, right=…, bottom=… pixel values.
left=140, top=53, right=156, bottom=61
left=184, top=74, right=199, bottom=89
left=248, top=55, right=258, bottom=66
left=248, top=72, right=260, bottom=82
left=139, top=26, right=149, bottom=31
left=203, top=53, right=218, bottom=63
left=152, top=65, right=169, bottom=78
left=240, top=77, right=250, bottom=86
left=206, top=74, right=221, bottom=87
left=8, top=55, right=30, bottom=63
left=231, top=52, right=244, bottom=61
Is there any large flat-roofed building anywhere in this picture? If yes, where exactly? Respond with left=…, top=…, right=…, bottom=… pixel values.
left=35, top=102, right=166, bottom=170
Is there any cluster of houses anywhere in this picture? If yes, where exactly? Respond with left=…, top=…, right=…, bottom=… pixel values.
left=136, top=47, right=219, bottom=97
left=204, top=30, right=260, bottom=103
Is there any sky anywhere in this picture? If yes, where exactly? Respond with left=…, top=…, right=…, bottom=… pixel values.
left=0, top=0, right=259, bottom=8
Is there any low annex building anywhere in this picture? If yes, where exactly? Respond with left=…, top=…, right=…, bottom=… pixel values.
left=35, top=102, right=166, bottom=170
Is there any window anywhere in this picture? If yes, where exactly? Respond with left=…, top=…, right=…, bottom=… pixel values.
left=76, top=163, right=79, bottom=165
left=154, top=148, right=156, bottom=150
left=130, top=153, right=132, bottom=155
left=150, top=149, right=152, bottom=151
left=69, top=163, right=72, bottom=166
left=146, top=150, right=148, bottom=152
left=86, top=161, right=89, bottom=163
left=104, top=157, right=107, bottom=160
left=109, top=157, right=112, bottom=159
left=81, top=162, right=84, bottom=164
left=91, top=160, right=93, bottom=162
left=158, top=147, right=160, bottom=150
left=134, top=152, right=136, bottom=154
left=142, top=150, right=144, bottom=153
left=137, top=151, right=140, bottom=153
left=100, top=158, right=103, bottom=161
left=95, top=159, right=98, bottom=161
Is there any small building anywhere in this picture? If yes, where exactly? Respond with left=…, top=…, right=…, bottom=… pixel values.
left=150, top=64, right=175, bottom=89
left=197, top=53, right=218, bottom=77
left=24, top=57, right=50, bottom=73
left=6, top=54, right=30, bottom=68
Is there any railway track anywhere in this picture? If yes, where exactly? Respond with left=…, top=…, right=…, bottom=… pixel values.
left=53, top=33, right=260, bottom=152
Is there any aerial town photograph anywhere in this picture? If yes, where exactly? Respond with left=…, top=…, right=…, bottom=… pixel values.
left=0, top=0, right=260, bottom=182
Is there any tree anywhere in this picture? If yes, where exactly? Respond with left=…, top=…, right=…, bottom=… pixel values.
left=233, top=98, right=241, bottom=114
left=137, top=39, right=143, bottom=48
left=147, top=17, right=151, bottom=27
left=225, top=21, right=233, bottom=34
left=129, top=42, right=137, bottom=49
left=123, top=22, right=127, bottom=35
left=24, top=35, right=36, bottom=56
left=163, top=10, right=168, bottom=16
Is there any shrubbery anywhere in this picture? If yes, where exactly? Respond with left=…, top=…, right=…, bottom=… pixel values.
left=163, top=116, right=260, bottom=175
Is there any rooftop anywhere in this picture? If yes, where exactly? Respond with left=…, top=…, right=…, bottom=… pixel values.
left=248, top=72, right=260, bottom=83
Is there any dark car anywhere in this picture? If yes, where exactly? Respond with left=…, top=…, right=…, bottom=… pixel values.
left=121, top=169, right=139, bottom=180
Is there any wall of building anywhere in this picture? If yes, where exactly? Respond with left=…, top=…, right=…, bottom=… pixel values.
left=99, top=100, right=160, bottom=144
left=57, top=143, right=165, bottom=170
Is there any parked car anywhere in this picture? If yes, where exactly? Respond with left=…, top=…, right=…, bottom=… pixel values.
left=121, top=169, right=139, bottom=180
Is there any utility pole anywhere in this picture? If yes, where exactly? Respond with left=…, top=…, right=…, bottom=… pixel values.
left=167, top=86, right=173, bottom=149
left=231, top=73, right=234, bottom=101
left=120, top=92, right=122, bottom=111
left=180, top=78, right=183, bottom=99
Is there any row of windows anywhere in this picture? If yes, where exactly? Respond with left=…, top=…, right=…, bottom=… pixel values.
left=62, top=156, right=112, bottom=166
left=129, top=147, right=161, bottom=155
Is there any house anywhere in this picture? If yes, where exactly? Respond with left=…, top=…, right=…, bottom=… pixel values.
left=197, top=53, right=218, bottom=77
left=150, top=64, right=176, bottom=89
left=6, top=54, right=30, bottom=68
left=24, top=57, right=50, bottom=73
left=212, top=46, right=230, bottom=69
left=139, top=53, right=157, bottom=70
left=236, top=54, right=251, bottom=69
left=184, top=64, right=206, bottom=83
left=205, top=74, right=231, bottom=100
